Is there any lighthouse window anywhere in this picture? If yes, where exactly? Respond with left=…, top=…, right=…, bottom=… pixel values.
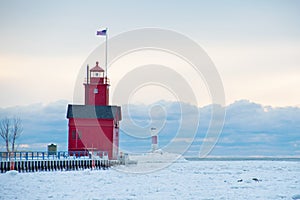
left=72, top=130, right=76, bottom=139
left=72, top=130, right=82, bottom=140
left=95, top=72, right=99, bottom=76
left=94, top=88, right=98, bottom=94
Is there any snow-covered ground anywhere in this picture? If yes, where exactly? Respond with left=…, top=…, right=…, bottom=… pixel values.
left=1, top=160, right=300, bottom=200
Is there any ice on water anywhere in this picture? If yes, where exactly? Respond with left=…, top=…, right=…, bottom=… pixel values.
left=1, top=160, right=300, bottom=200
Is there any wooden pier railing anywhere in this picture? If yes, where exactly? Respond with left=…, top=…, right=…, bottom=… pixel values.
left=0, top=151, right=120, bottom=173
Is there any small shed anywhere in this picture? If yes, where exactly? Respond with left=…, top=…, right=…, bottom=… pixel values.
left=48, top=143, right=57, bottom=155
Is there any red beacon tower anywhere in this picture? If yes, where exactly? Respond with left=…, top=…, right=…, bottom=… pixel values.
left=66, top=62, right=121, bottom=160
left=84, top=61, right=109, bottom=106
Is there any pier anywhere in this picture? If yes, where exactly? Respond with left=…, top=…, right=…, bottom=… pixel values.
left=0, top=151, right=120, bottom=173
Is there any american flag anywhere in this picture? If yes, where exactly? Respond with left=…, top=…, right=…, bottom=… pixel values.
left=96, top=29, right=107, bottom=36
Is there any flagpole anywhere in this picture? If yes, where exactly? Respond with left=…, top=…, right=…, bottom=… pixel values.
left=105, top=28, right=108, bottom=80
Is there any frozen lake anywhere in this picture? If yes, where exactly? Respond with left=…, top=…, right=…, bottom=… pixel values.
left=1, top=159, right=300, bottom=200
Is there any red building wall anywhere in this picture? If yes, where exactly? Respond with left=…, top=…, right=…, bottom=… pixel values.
left=68, top=118, right=119, bottom=159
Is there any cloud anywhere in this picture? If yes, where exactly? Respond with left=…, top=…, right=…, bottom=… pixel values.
left=209, top=100, right=300, bottom=156
left=0, top=100, right=69, bottom=151
left=0, top=99, right=299, bottom=156
left=120, top=100, right=300, bottom=156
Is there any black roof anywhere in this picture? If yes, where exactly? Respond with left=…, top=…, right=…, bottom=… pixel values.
left=66, top=104, right=121, bottom=120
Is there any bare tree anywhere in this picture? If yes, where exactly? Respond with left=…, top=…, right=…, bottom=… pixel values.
left=0, top=117, right=11, bottom=152
left=11, top=117, right=23, bottom=152
left=0, top=117, right=23, bottom=152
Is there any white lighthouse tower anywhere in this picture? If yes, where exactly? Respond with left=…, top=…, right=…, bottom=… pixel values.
left=151, top=127, right=158, bottom=152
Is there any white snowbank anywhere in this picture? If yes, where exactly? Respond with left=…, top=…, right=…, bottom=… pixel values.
left=119, top=151, right=188, bottom=173
left=293, top=194, right=300, bottom=200
left=5, top=170, right=18, bottom=176
left=0, top=160, right=299, bottom=200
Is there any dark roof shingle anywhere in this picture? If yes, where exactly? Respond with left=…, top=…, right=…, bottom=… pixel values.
left=66, top=104, right=121, bottom=120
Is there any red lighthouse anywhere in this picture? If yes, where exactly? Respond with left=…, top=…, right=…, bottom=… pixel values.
left=66, top=62, right=121, bottom=160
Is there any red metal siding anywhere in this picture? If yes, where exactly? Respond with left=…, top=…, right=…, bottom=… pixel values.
left=84, top=84, right=109, bottom=106
left=68, top=118, right=116, bottom=159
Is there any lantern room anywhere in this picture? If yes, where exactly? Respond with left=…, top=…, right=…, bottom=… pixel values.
left=84, top=61, right=109, bottom=106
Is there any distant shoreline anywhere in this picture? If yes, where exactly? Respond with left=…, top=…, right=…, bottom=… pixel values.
left=184, top=157, right=300, bottom=162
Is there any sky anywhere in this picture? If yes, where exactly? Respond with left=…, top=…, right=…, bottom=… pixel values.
left=0, top=0, right=300, bottom=156
left=0, top=0, right=299, bottom=107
